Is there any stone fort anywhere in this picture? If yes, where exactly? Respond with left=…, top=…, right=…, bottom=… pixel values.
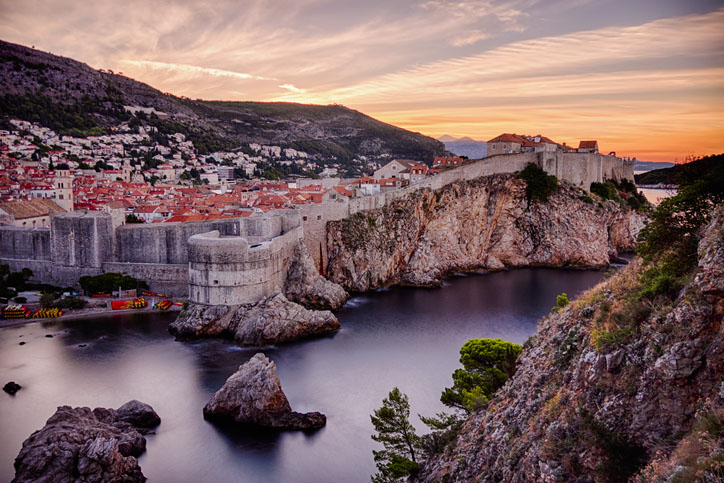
left=0, top=152, right=634, bottom=300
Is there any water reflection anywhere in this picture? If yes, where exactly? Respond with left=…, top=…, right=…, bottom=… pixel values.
left=1, top=268, right=606, bottom=483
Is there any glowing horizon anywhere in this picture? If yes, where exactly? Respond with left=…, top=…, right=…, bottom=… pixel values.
left=1, top=0, right=723, bottom=162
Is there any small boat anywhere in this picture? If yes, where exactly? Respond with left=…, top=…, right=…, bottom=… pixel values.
left=156, top=300, right=172, bottom=311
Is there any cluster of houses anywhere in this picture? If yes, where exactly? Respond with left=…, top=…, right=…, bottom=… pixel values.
left=1, top=120, right=616, bottom=228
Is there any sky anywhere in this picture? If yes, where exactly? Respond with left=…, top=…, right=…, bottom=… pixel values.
left=1, top=0, right=723, bottom=162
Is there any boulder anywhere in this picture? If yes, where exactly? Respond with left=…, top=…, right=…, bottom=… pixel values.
left=13, top=401, right=160, bottom=483
left=232, top=294, right=340, bottom=346
left=284, top=243, right=348, bottom=310
left=116, top=400, right=161, bottom=429
left=203, top=353, right=326, bottom=431
left=3, top=381, right=21, bottom=395
left=170, top=294, right=340, bottom=347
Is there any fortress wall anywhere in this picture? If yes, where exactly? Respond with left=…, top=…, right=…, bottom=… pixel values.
left=102, top=262, right=189, bottom=297
left=187, top=225, right=303, bottom=306
left=0, top=227, right=51, bottom=260
left=51, top=212, right=114, bottom=268
left=0, top=258, right=101, bottom=288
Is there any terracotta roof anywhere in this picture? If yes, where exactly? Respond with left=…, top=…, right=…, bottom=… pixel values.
left=0, top=198, right=65, bottom=219
left=579, top=140, right=598, bottom=149
left=487, top=133, right=528, bottom=144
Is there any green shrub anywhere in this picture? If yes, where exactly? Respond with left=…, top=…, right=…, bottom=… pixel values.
left=516, top=163, right=559, bottom=202
left=79, top=273, right=148, bottom=294
left=441, top=338, right=522, bottom=413
left=552, top=293, right=569, bottom=312
left=590, top=181, right=619, bottom=201
left=39, top=292, right=57, bottom=309
left=56, top=296, right=88, bottom=309
left=579, top=195, right=594, bottom=204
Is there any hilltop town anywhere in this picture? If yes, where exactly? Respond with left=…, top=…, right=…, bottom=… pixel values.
left=0, top=117, right=628, bottom=228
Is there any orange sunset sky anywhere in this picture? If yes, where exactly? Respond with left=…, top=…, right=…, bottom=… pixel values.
left=1, top=0, right=723, bottom=162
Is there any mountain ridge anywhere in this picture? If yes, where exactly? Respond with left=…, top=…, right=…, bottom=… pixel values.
left=0, top=39, right=447, bottom=163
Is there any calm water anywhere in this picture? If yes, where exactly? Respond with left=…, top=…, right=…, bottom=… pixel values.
left=0, top=268, right=607, bottom=482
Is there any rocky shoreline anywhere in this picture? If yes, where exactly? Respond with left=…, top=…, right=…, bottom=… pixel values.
left=13, top=400, right=161, bottom=483
left=326, top=174, right=645, bottom=292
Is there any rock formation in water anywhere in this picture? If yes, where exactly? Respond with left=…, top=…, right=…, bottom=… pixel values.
left=326, top=174, right=645, bottom=292
left=169, top=293, right=340, bottom=346
left=13, top=400, right=161, bottom=483
left=419, top=207, right=724, bottom=481
left=203, top=353, right=326, bottom=431
left=284, top=243, right=348, bottom=310
left=3, top=381, right=22, bottom=395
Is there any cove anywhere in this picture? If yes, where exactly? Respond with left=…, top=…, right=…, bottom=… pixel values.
left=0, top=267, right=607, bottom=483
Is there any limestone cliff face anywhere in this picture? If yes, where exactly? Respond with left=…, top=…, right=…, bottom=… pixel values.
left=419, top=207, right=724, bottom=482
left=325, top=174, right=645, bottom=292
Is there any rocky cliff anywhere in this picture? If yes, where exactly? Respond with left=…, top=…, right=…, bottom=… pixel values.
left=420, top=206, right=724, bottom=482
left=326, top=174, right=645, bottom=292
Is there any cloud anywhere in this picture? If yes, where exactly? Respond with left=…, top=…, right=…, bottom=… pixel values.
left=118, top=60, right=275, bottom=82
left=450, top=30, right=491, bottom=46
left=279, top=83, right=306, bottom=93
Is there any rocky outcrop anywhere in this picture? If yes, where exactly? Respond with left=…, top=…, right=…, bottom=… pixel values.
left=3, top=381, right=22, bottom=395
left=169, top=293, right=340, bottom=346
left=203, top=353, right=326, bottom=431
left=326, top=174, right=646, bottom=291
left=419, top=207, right=724, bottom=482
left=284, top=243, right=348, bottom=310
left=13, top=401, right=160, bottom=483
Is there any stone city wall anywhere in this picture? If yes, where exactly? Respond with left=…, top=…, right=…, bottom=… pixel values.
left=187, top=226, right=302, bottom=305
left=0, top=152, right=633, bottom=294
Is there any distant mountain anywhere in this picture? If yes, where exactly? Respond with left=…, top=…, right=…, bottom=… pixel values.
left=634, top=154, right=723, bottom=185
left=0, top=39, right=447, bottom=162
left=634, top=160, right=675, bottom=172
left=438, top=135, right=487, bottom=159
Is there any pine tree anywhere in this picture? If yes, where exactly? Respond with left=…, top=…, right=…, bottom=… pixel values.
left=370, top=387, right=422, bottom=482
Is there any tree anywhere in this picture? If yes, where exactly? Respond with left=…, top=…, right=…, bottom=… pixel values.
left=370, top=387, right=422, bottom=482
left=39, top=292, right=57, bottom=308
left=441, top=338, right=522, bottom=413
left=125, top=213, right=144, bottom=224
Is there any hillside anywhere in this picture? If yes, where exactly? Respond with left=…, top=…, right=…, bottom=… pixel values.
left=634, top=153, right=723, bottom=185
left=419, top=156, right=724, bottom=482
left=0, top=39, right=446, bottom=163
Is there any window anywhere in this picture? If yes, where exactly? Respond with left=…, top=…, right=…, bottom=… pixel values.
left=302, top=216, right=308, bottom=221
left=316, top=215, right=322, bottom=220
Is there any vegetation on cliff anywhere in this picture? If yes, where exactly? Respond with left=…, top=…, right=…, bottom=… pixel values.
left=419, top=158, right=724, bottom=481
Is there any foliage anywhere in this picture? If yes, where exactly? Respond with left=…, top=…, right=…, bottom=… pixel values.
left=0, top=266, right=33, bottom=294
left=419, top=412, right=463, bottom=456
left=580, top=410, right=648, bottom=482
left=79, top=272, right=148, bottom=295
left=13, top=296, right=27, bottom=303
left=441, top=338, right=522, bottom=413
left=590, top=181, right=620, bottom=201
left=552, top=293, right=569, bottom=312
left=636, top=153, right=723, bottom=300
left=55, top=296, right=87, bottom=309
left=370, top=387, right=422, bottom=482
left=516, top=163, right=559, bottom=203
left=125, top=213, right=144, bottom=224
left=39, top=292, right=57, bottom=309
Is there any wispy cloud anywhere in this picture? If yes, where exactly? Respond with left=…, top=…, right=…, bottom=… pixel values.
left=118, top=60, right=275, bottom=81
left=450, top=30, right=491, bottom=46
left=278, top=83, right=305, bottom=93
